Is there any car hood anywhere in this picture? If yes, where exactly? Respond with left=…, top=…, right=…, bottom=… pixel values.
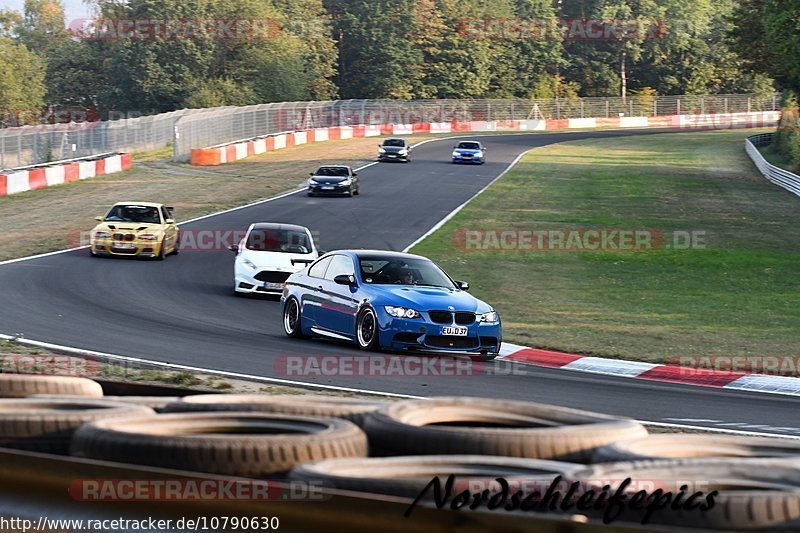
left=454, top=148, right=482, bottom=154
left=370, top=285, right=490, bottom=313
left=240, top=249, right=315, bottom=269
left=93, top=222, right=163, bottom=233
left=311, top=175, right=349, bottom=184
left=381, top=146, right=407, bottom=153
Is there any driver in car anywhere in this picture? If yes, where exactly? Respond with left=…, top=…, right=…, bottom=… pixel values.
left=396, top=270, right=416, bottom=285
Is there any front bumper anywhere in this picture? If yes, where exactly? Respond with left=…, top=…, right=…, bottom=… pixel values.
left=378, top=153, right=409, bottom=161
left=308, top=183, right=353, bottom=195
left=91, top=240, right=162, bottom=258
left=452, top=153, right=483, bottom=164
left=375, top=309, right=502, bottom=354
left=235, top=266, right=302, bottom=294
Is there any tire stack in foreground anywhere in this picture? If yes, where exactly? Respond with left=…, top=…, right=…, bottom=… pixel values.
left=1, top=373, right=799, bottom=530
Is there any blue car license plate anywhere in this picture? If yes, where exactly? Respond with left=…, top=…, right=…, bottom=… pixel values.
left=442, top=326, right=468, bottom=336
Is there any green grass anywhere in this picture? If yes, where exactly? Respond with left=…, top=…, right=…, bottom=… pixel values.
left=412, top=129, right=800, bottom=365
left=758, top=143, right=795, bottom=172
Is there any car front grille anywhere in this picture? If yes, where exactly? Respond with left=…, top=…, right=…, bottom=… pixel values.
left=428, top=311, right=452, bottom=324
left=113, top=233, right=135, bottom=241
left=425, top=336, right=479, bottom=349
left=455, top=312, right=475, bottom=325
left=254, top=271, right=292, bottom=283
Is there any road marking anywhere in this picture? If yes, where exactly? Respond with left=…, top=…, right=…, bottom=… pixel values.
left=1, top=333, right=797, bottom=438
left=402, top=149, right=531, bottom=252
left=0, top=333, right=424, bottom=399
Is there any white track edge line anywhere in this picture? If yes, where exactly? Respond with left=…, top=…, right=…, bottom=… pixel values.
left=0, top=334, right=423, bottom=400
left=402, top=149, right=531, bottom=252
left=2, top=333, right=796, bottom=438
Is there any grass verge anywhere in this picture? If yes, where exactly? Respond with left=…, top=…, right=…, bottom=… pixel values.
left=412, top=129, right=800, bottom=365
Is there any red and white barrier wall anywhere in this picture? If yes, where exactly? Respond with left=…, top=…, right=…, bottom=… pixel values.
left=0, top=153, right=131, bottom=197
left=189, top=111, right=780, bottom=166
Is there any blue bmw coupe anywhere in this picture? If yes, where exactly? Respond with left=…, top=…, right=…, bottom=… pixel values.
left=280, top=250, right=501, bottom=359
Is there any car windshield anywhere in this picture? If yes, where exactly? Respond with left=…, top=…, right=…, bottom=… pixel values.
left=358, top=256, right=455, bottom=288
left=315, top=167, right=350, bottom=177
left=246, top=228, right=312, bottom=254
left=382, top=139, right=406, bottom=147
left=104, top=205, right=161, bottom=224
left=457, top=142, right=480, bottom=149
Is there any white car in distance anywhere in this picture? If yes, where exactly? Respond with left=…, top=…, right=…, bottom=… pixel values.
left=231, top=223, right=319, bottom=296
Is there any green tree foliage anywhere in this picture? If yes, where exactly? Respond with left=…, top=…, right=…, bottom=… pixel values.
left=0, top=37, right=46, bottom=113
left=731, top=0, right=800, bottom=94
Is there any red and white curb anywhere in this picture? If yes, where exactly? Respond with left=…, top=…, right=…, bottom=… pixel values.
left=498, top=343, right=800, bottom=397
left=0, top=153, right=131, bottom=197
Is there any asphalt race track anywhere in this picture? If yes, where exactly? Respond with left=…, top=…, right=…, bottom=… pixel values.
left=1, top=130, right=798, bottom=436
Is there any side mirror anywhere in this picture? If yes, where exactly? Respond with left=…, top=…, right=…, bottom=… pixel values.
left=456, top=280, right=469, bottom=291
left=334, top=274, right=357, bottom=286
left=95, top=216, right=103, bottom=221
left=228, top=244, right=239, bottom=253
left=352, top=172, right=358, bottom=177
left=309, top=172, right=314, bottom=176
left=165, top=218, right=175, bottom=224
left=166, top=206, right=174, bottom=213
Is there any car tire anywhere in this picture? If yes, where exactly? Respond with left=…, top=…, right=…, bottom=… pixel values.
left=283, top=297, right=305, bottom=338
left=162, top=394, right=389, bottom=428
left=307, top=192, right=314, bottom=197
left=593, top=434, right=800, bottom=463
left=0, top=399, right=154, bottom=454
left=170, top=234, right=180, bottom=255
left=363, top=397, right=647, bottom=461
left=356, top=307, right=381, bottom=352
left=573, top=459, right=800, bottom=529
left=155, top=239, right=166, bottom=260
left=70, top=412, right=368, bottom=477
left=0, top=374, right=103, bottom=398
left=353, top=187, right=360, bottom=196
left=289, top=455, right=582, bottom=499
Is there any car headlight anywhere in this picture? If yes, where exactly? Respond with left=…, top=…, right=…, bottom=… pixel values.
left=138, top=234, right=158, bottom=241
left=378, top=148, right=386, bottom=154
left=339, top=179, right=351, bottom=186
left=398, top=149, right=408, bottom=155
left=308, top=178, right=317, bottom=185
left=242, top=258, right=257, bottom=269
left=385, top=306, right=421, bottom=319
left=452, top=151, right=461, bottom=157
left=94, top=231, right=111, bottom=239
left=478, top=311, right=499, bottom=323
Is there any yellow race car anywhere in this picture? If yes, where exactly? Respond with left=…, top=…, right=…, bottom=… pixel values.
left=90, top=202, right=180, bottom=259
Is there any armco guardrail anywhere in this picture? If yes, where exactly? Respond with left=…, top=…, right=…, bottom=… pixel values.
left=745, top=133, right=800, bottom=197
left=173, top=94, right=779, bottom=161
left=0, top=94, right=779, bottom=166
left=189, top=111, right=781, bottom=166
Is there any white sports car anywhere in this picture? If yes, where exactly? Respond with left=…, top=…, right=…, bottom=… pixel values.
left=230, top=223, right=319, bottom=296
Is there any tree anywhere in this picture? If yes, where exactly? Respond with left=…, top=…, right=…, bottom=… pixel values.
left=0, top=37, right=46, bottom=118
left=729, top=0, right=793, bottom=91
left=18, top=0, right=70, bottom=55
